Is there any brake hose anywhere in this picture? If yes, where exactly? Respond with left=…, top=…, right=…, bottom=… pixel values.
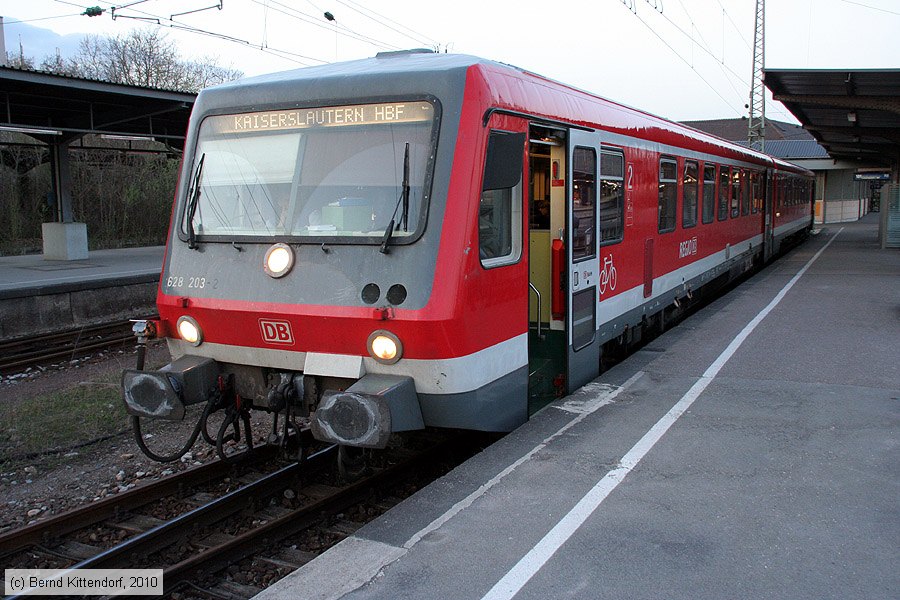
left=132, top=399, right=213, bottom=463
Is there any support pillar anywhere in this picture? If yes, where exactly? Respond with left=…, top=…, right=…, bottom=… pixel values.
left=49, top=140, right=75, bottom=223
left=42, top=137, right=89, bottom=260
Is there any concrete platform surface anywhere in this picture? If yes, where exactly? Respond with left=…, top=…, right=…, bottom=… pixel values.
left=0, top=246, right=164, bottom=299
left=256, top=217, right=899, bottom=600
left=0, top=246, right=164, bottom=339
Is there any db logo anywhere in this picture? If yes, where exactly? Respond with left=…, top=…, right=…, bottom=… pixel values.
left=259, top=319, right=294, bottom=345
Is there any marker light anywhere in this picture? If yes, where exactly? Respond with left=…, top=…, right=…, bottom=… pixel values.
left=367, top=330, right=403, bottom=364
left=264, top=243, right=294, bottom=278
left=177, top=316, right=203, bottom=346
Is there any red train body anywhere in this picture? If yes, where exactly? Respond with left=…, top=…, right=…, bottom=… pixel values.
left=123, top=51, right=813, bottom=459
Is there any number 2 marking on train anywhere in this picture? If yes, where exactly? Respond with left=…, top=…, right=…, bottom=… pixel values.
left=626, top=163, right=634, bottom=190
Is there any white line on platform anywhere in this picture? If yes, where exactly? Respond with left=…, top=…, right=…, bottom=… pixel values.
left=480, top=228, right=843, bottom=600
left=403, top=370, right=645, bottom=550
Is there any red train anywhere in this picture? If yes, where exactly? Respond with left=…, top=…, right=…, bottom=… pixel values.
left=122, top=50, right=813, bottom=462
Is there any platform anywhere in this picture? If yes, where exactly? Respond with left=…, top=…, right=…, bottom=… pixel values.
left=257, top=215, right=899, bottom=600
left=0, top=246, right=164, bottom=299
left=0, top=247, right=163, bottom=340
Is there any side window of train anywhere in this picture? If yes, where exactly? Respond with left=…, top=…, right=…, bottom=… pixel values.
left=658, top=157, right=677, bottom=233
left=751, top=171, right=760, bottom=214
left=718, top=166, right=730, bottom=221
left=479, top=130, right=525, bottom=268
left=702, top=164, right=716, bottom=224
left=730, top=168, right=741, bottom=218
left=600, top=149, right=624, bottom=245
left=572, top=146, right=597, bottom=261
left=683, top=160, right=699, bottom=228
left=741, top=169, right=750, bottom=216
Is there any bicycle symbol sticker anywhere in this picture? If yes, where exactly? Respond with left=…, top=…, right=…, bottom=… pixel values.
left=600, top=255, right=618, bottom=294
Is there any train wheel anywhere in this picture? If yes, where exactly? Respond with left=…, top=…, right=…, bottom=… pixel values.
left=337, top=445, right=368, bottom=481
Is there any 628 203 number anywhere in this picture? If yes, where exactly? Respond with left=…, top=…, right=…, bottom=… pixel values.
left=166, top=276, right=217, bottom=290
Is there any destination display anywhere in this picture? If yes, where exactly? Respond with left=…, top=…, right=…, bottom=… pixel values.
left=212, top=101, right=433, bottom=134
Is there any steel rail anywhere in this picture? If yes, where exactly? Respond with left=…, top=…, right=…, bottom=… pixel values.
left=66, top=445, right=336, bottom=571
left=0, top=320, right=143, bottom=373
left=0, top=446, right=275, bottom=558
left=162, top=438, right=456, bottom=595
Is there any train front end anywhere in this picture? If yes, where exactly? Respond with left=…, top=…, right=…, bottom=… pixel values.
left=121, top=54, right=527, bottom=462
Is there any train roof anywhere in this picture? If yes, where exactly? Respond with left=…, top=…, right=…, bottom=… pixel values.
left=199, top=51, right=812, bottom=176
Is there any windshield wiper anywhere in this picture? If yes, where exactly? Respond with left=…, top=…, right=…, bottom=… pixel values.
left=380, top=142, right=410, bottom=254
left=185, top=153, right=205, bottom=250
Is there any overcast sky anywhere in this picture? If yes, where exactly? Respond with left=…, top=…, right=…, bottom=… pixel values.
left=3, top=0, right=899, bottom=125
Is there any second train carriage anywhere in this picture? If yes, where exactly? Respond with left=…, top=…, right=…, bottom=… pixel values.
left=122, top=51, right=814, bottom=459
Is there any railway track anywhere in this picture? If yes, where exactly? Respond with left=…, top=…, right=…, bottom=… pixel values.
left=0, top=432, right=481, bottom=599
left=0, top=319, right=149, bottom=374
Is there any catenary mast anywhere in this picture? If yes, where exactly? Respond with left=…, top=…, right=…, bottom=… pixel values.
left=748, top=0, right=766, bottom=151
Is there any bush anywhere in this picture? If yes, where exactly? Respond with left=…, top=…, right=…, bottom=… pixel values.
left=0, top=135, right=179, bottom=255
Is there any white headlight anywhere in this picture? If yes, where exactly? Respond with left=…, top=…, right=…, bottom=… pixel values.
left=367, top=330, right=403, bottom=364
left=177, top=316, right=202, bottom=346
left=264, top=243, right=294, bottom=278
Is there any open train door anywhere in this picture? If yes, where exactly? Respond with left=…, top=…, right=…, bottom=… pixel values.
left=566, top=129, right=602, bottom=393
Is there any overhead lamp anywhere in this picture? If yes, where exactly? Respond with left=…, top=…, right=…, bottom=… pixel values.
left=0, top=125, right=62, bottom=136
left=100, top=134, right=155, bottom=141
left=847, top=112, right=857, bottom=123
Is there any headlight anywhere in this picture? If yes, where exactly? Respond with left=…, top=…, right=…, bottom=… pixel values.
left=177, top=316, right=203, bottom=346
left=264, top=243, right=294, bottom=278
left=367, top=330, right=402, bottom=364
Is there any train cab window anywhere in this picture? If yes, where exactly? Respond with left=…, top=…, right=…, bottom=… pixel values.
left=600, top=149, right=624, bottom=245
left=717, top=166, right=730, bottom=221
left=702, top=164, right=716, bottom=224
left=683, top=160, right=699, bottom=228
left=741, top=169, right=750, bottom=216
left=658, top=158, right=677, bottom=233
left=572, top=147, right=597, bottom=261
left=731, top=169, right=741, bottom=218
left=183, top=101, right=438, bottom=244
left=479, top=131, right=525, bottom=268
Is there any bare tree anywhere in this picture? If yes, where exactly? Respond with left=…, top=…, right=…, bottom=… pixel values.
left=2, top=29, right=243, bottom=255
left=43, top=29, right=242, bottom=92
left=38, top=49, right=66, bottom=73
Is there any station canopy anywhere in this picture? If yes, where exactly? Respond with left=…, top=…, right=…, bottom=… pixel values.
left=765, top=69, right=900, bottom=167
left=0, top=65, right=195, bottom=142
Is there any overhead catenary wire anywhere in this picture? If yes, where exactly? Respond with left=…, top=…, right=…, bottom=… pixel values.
left=623, top=5, right=743, bottom=118
left=668, top=0, right=749, bottom=113
left=645, top=3, right=750, bottom=90
left=713, top=0, right=753, bottom=51
left=86, top=0, right=329, bottom=65
left=1, top=13, right=83, bottom=24
left=51, top=0, right=94, bottom=9
left=246, top=0, right=404, bottom=51
left=623, top=1, right=797, bottom=125
left=333, top=0, right=441, bottom=49
left=671, top=0, right=795, bottom=125
left=839, top=0, right=900, bottom=17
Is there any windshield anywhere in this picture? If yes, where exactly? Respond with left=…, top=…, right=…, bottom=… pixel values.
left=182, top=100, right=437, bottom=241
